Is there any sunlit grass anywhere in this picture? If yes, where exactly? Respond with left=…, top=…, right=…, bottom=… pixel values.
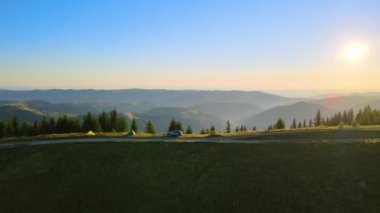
left=2, top=126, right=380, bottom=143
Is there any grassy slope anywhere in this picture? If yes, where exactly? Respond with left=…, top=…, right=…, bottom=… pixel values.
left=1, top=143, right=380, bottom=212
left=0, top=133, right=211, bottom=143
left=239, top=128, right=380, bottom=140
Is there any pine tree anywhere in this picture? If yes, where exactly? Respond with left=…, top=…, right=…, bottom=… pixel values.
left=348, top=109, right=355, bottom=124
left=252, top=126, right=256, bottom=131
left=210, top=125, right=216, bottom=134
left=56, top=115, right=81, bottom=133
left=49, top=117, right=56, bottom=133
left=4, top=119, right=15, bottom=137
left=20, top=122, right=31, bottom=136
left=82, top=112, right=94, bottom=132
left=98, top=111, right=111, bottom=132
left=315, top=109, right=321, bottom=126
left=298, top=122, right=302, bottom=128
left=226, top=120, right=231, bottom=133
left=186, top=125, right=193, bottom=134
left=303, top=119, right=307, bottom=128
left=168, top=119, right=176, bottom=131
left=235, top=127, right=239, bottom=132
left=0, top=120, right=5, bottom=138
left=309, top=119, right=313, bottom=127
left=131, top=118, right=138, bottom=133
left=275, top=117, right=286, bottom=129
left=175, top=121, right=183, bottom=132
left=116, top=117, right=126, bottom=132
left=145, top=120, right=155, bottom=134
left=110, top=109, right=118, bottom=131
left=342, top=110, right=348, bottom=124
left=291, top=118, right=297, bottom=129
left=10, top=116, right=20, bottom=136
left=31, top=121, right=39, bottom=136
left=39, top=117, right=50, bottom=134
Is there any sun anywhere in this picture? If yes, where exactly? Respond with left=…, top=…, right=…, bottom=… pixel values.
left=343, top=43, right=368, bottom=61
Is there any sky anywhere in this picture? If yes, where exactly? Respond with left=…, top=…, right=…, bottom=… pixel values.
left=0, top=0, right=379, bottom=94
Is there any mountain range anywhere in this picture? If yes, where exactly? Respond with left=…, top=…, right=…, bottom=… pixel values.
left=0, top=89, right=380, bottom=132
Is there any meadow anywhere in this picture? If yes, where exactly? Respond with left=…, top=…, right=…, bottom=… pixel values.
left=2, top=127, right=380, bottom=144
left=238, top=127, right=380, bottom=141
left=1, top=142, right=380, bottom=212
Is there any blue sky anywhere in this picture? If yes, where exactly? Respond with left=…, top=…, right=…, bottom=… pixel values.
left=0, top=0, right=379, bottom=92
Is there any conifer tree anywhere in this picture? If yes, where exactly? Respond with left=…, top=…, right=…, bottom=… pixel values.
left=226, top=120, right=231, bottom=133
left=348, top=109, right=354, bottom=124
left=20, top=122, right=31, bottom=136
left=175, top=121, right=183, bottom=132
left=145, top=120, right=155, bottom=134
left=110, top=109, right=118, bottom=131
left=10, top=116, right=20, bottom=136
left=116, top=117, right=126, bottom=132
left=4, top=119, right=14, bottom=137
left=210, top=125, right=216, bottom=134
left=49, top=117, right=56, bottom=133
left=82, top=112, right=94, bottom=132
left=131, top=118, right=138, bottom=133
left=309, top=119, right=313, bottom=127
left=98, top=111, right=111, bottom=132
left=0, top=120, right=5, bottom=138
left=40, top=117, right=50, bottom=134
left=31, top=121, right=39, bottom=136
left=342, top=110, right=348, bottom=124
left=291, top=118, right=297, bottom=129
left=275, top=117, right=286, bottom=129
left=168, top=119, right=176, bottom=131
left=315, top=109, right=321, bottom=126
left=186, top=125, right=193, bottom=134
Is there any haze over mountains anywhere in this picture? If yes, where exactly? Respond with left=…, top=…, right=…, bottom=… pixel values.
left=1, top=89, right=380, bottom=132
left=0, top=89, right=296, bottom=108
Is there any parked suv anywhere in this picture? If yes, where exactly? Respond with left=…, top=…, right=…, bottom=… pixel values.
left=167, top=130, right=183, bottom=137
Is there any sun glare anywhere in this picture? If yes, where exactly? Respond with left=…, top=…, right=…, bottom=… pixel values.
left=343, top=43, right=368, bottom=61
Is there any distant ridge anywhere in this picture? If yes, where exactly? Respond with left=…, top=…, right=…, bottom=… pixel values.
left=2, top=90, right=380, bottom=131
left=238, top=102, right=336, bottom=129
left=0, top=89, right=299, bottom=109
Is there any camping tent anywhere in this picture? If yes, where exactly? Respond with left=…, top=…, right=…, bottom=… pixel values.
left=86, top=131, right=96, bottom=136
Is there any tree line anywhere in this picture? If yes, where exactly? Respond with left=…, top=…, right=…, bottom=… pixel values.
left=0, top=111, right=201, bottom=139
left=0, top=110, right=150, bottom=138
left=266, top=105, right=380, bottom=131
left=316, top=106, right=380, bottom=127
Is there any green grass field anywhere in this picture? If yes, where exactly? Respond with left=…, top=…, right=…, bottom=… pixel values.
left=1, top=142, right=380, bottom=212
